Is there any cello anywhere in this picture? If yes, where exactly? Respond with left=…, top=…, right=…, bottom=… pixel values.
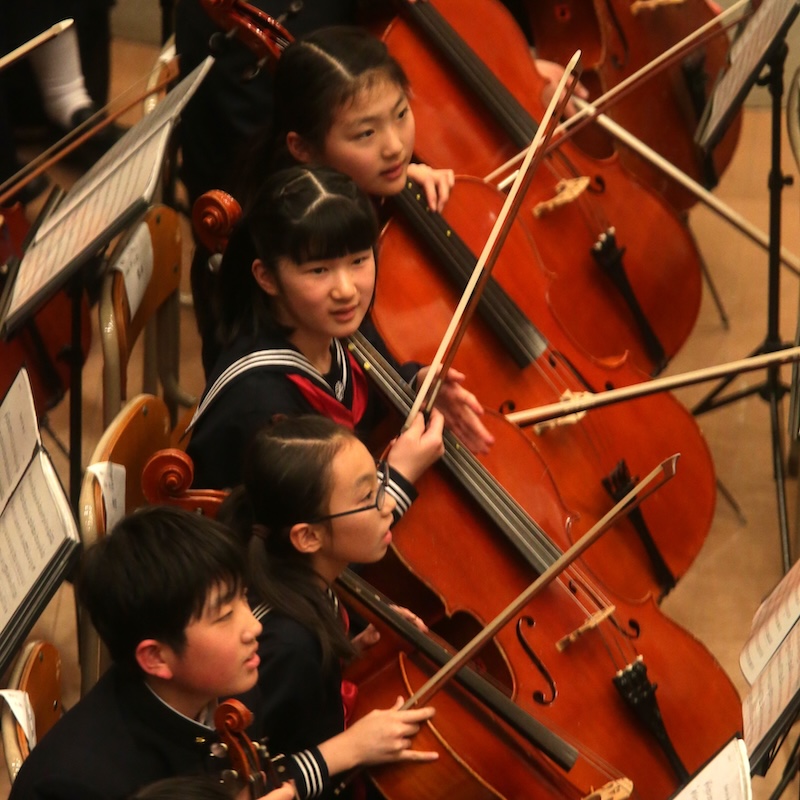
left=524, top=0, right=742, bottom=213
left=380, top=0, right=706, bottom=376
left=348, top=334, right=741, bottom=800
left=376, top=175, right=716, bottom=602
left=143, top=447, right=634, bottom=800
left=184, top=13, right=741, bottom=796
left=183, top=179, right=740, bottom=800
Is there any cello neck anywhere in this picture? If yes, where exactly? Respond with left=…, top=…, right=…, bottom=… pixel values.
left=349, top=331, right=562, bottom=574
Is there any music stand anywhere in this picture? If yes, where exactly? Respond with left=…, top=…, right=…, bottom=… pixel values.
left=693, top=0, right=800, bottom=573
left=0, top=57, right=213, bottom=511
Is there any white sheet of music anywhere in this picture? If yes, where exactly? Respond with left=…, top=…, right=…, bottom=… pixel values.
left=0, top=451, right=77, bottom=632
left=1, top=57, right=213, bottom=333
left=743, top=621, right=800, bottom=756
left=740, top=557, right=800, bottom=684
left=0, top=370, right=40, bottom=510
left=698, top=0, right=800, bottom=149
left=671, top=739, right=751, bottom=800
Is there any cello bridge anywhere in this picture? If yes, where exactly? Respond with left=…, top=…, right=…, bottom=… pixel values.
left=532, top=390, right=589, bottom=435
left=533, top=176, right=590, bottom=218
left=556, top=606, right=616, bottom=652
left=583, top=778, right=634, bottom=800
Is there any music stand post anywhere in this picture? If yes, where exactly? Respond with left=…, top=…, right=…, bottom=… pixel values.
left=694, top=28, right=797, bottom=573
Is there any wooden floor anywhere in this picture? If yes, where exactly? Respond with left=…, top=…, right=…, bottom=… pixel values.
left=4, top=31, right=800, bottom=800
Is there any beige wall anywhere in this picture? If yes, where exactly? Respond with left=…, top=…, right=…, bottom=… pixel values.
left=111, top=0, right=162, bottom=46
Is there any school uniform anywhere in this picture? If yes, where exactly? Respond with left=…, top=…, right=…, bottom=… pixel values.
left=186, top=323, right=419, bottom=520
left=248, top=593, right=356, bottom=800
left=9, top=664, right=329, bottom=800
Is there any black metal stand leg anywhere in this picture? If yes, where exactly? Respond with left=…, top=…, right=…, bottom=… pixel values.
left=691, top=42, right=795, bottom=573
left=768, top=732, right=800, bottom=800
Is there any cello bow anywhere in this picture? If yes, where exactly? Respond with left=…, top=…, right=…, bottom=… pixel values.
left=408, top=50, right=582, bottom=426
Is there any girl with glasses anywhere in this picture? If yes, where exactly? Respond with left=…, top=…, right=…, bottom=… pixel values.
left=186, top=165, right=491, bottom=499
left=222, top=414, right=438, bottom=797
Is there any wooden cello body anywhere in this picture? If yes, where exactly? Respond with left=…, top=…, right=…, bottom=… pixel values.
left=350, top=342, right=741, bottom=800
left=377, top=176, right=714, bottom=602
left=526, top=0, right=742, bottom=212
left=381, top=0, right=705, bottom=376
left=0, top=203, right=91, bottom=414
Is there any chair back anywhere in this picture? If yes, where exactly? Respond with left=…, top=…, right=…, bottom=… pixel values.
left=100, top=205, right=195, bottom=427
left=78, top=395, right=173, bottom=695
left=1, top=641, right=62, bottom=782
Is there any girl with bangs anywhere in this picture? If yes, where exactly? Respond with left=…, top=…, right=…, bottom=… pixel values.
left=186, top=165, right=488, bottom=504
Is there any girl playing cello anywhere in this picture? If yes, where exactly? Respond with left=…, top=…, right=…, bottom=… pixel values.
left=186, top=165, right=491, bottom=491
left=222, top=414, right=439, bottom=799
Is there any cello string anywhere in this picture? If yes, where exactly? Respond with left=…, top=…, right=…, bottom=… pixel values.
left=348, top=335, right=670, bottom=789
left=353, top=331, right=642, bottom=672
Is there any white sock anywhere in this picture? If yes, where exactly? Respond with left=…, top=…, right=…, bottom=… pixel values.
left=29, top=26, right=93, bottom=128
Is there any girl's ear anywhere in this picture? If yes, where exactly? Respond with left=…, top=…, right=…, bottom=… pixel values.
left=286, top=131, right=314, bottom=164
left=289, top=522, right=323, bottom=555
left=136, top=639, right=174, bottom=680
left=252, top=258, right=280, bottom=297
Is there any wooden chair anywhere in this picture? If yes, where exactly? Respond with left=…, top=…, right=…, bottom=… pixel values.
left=99, top=204, right=195, bottom=427
left=1, top=641, right=62, bottom=783
left=77, top=395, right=173, bottom=696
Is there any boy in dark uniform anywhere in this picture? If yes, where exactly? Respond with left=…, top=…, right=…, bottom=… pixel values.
left=8, top=506, right=323, bottom=800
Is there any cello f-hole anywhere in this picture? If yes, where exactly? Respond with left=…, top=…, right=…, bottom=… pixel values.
left=515, top=616, right=557, bottom=705
left=587, top=174, right=607, bottom=195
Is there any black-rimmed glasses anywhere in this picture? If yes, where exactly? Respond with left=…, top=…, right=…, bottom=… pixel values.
left=308, top=461, right=390, bottom=523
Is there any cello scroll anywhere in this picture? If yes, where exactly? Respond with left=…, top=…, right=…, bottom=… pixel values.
left=214, top=698, right=282, bottom=798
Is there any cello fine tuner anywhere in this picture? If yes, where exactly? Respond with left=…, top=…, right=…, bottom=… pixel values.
left=582, top=778, right=634, bottom=800
left=556, top=606, right=616, bottom=652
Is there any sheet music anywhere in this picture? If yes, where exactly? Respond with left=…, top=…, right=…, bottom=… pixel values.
left=743, top=621, right=800, bottom=757
left=698, top=0, right=800, bottom=150
left=740, top=557, right=800, bottom=684
left=0, top=370, right=40, bottom=510
left=0, top=56, right=213, bottom=336
left=670, top=739, right=751, bottom=800
left=0, top=452, right=78, bottom=632
left=8, top=127, right=169, bottom=321
left=0, top=367, right=80, bottom=675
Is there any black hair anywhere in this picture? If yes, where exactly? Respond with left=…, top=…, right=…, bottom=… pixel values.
left=78, top=506, right=246, bottom=675
left=273, top=26, right=409, bottom=160
left=216, top=165, right=378, bottom=347
left=234, top=26, right=409, bottom=198
left=219, top=416, right=358, bottom=671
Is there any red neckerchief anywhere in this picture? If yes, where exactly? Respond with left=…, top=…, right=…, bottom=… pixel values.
left=286, top=349, right=368, bottom=430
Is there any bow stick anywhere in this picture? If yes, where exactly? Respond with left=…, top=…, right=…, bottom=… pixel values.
left=0, top=61, right=178, bottom=207
left=405, top=49, right=583, bottom=430
left=401, top=454, right=679, bottom=709
left=506, top=345, right=800, bottom=428
left=0, top=20, right=74, bottom=74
